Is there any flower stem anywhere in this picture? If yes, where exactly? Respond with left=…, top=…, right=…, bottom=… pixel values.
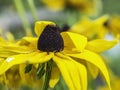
left=24, top=64, right=33, bottom=73
left=93, top=0, right=103, bottom=17
left=27, top=0, right=38, bottom=21
left=13, top=0, right=32, bottom=36
left=42, top=60, right=52, bottom=90
left=37, top=63, right=45, bottom=79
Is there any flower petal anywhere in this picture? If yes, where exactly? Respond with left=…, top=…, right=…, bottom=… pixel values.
left=61, top=32, right=87, bottom=52
left=70, top=15, right=109, bottom=39
left=19, top=64, right=43, bottom=87
left=42, top=0, right=65, bottom=11
left=6, top=32, right=15, bottom=42
left=86, top=39, right=118, bottom=53
left=35, top=21, right=55, bottom=36
left=3, top=66, right=21, bottom=87
left=0, top=44, right=32, bottom=58
left=49, top=67, right=60, bottom=88
left=53, top=53, right=87, bottom=90
left=66, top=50, right=111, bottom=90
left=17, top=37, right=38, bottom=47
left=86, top=62, right=99, bottom=79
left=0, top=58, right=4, bottom=66
left=0, top=52, right=54, bottom=75
left=0, top=44, right=32, bottom=54
left=70, top=17, right=92, bottom=34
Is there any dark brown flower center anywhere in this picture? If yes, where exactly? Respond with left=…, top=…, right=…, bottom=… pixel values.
left=37, top=25, right=64, bottom=52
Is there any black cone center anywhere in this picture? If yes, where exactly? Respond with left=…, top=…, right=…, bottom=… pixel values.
left=37, top=25, right=64, bottom=52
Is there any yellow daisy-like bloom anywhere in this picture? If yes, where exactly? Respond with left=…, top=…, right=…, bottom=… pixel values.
left=108, top=15, right=120, bottom=38
left=97, top=73, right=120, bottom=90
left=42, top=0, right=99, bottom=15
left=0, top=29, right=15, bottom=42
left=0, top=21, right=117, bottom=90
left=98, top=78, right=120, bottom=90
left=69, top=15, right=120, bottom=40
left=42, top=0, right=65, bottom=11
left=69, top=15, right=109, bottom=40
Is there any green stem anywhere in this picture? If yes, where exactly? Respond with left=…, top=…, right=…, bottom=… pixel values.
left=13, top=0, right=32, bottom=36
left=24, top=64, right=33, bottom=73
left=37, top=63, right=45, bottom=79
left=93, top=0, right=103, bottom=17
left=27, top=0, right=38, bottom=21
left=42, top=60, right=52, bottom=90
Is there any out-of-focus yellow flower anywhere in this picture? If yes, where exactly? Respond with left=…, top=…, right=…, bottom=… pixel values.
left=108, top=15, right=120, bottom=39
left=0, top=29, right=14, bottom=42
left=0, top=58, right=4, bottom=83
left=97, top=75, right=120, bottom=90
left=0, top=21, right=117, bottom=90
left=0, top=63, right=42, bottom=89
left=69, top=15, right=120, bottom=40
left=67, top=0, right=95, bottom=14
left=42, top=0, right=65, bottom=11
left=42, top=0, right=100, bottom=15
left=69, top=15, right=109, bottom=40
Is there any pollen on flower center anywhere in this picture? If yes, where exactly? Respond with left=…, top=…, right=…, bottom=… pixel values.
left=37, top=25, right=64, bottom=52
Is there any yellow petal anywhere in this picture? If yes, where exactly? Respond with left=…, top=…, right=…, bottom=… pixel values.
left=19, top=64, right=30, bottom=84
left=34, top=21, right=55, bottom=36
left=70, top=17, right=92, bottom=34
left=0, top=43, right=32, bottom=58
left=19, top=64, right=43, bottom=87
left=6, top=32, right=15, bottom=42
left=67, top=50, right=111, bottom=90
left=0, top=58, right=4, bottom=66
left=93, top=15, right=109, bottom=25
left=3, top=66, right=21, bottom=88
left=61, top=32, right=87, bottom=52
left=0, top=43, right=31, bottom=54
left=86, top=39, right=118, bottom=53
left=0, top=51, right=18, bottom=58
left=49, top=67, right=60, bottom=88
left=53, top=53, right=87, bottom=90
left=86, top=62, right=99, bottom=79
left=70, top=15, right=109, bottom=39
left=17, top=37, right=38, bottom=47
left=87, top=15, right=109, bottom=39
left=0, top=52, right=54, bottom=75
left=42, top=0, right=65, bottom=11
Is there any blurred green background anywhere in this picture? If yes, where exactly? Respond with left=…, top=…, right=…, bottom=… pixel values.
left=0, top=0, right=120, bottom=90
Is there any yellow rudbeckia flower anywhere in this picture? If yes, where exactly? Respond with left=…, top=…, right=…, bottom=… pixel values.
left=0, top=21, right=116, bottom=90
left=42, top=0, right=100, bottom=15
left=69, top=15, right=120, bottom=40
left=69, top=15, right=109, bottom=40
left=97, top=73, right=120, bottom=90
left=0, top=29, right=15, bottom=42
left=108, top=15, right=120, bottom=38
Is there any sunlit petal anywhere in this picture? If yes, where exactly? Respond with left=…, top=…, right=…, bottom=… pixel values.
left=19, top=64, right=43, bottom=87
left=35, top=21, right=55, bottom=36
left=53, top=53, right=87, bottom=90
left=86, top=62, right=99, bottom=79
left=86, top=39, right=118, bottom=53
left=66, top=50, right=111, bottom=90
left=0, top=44, right=32, bottom=54
left=42, top=0, right=65, bottom=11
left=61, top=32, right=87, bottom=52
left=0, top=52, right=54, bottom=75
left=0, top=58, right=4, bottom=66
left=49, top=67, right=60, bottom=88
left=17, top=37, right=38, bottom=47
